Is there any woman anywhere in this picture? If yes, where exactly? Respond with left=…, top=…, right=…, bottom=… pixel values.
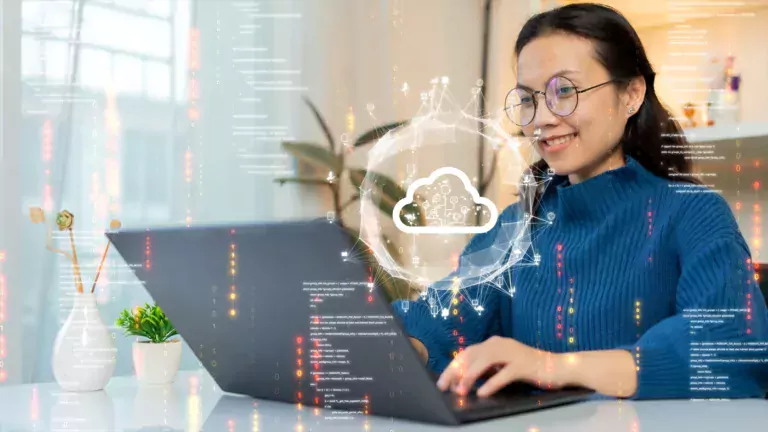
left=393, top=3, right=768, bottom=400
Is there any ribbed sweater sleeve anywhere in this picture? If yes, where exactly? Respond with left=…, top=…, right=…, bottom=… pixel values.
left=392, top=204, right=519, bottom=373
left=618, top=193, right=768, bottom=399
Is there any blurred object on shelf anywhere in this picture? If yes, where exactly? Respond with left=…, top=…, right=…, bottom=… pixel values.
left=682, top=102, right=698, bottom=128
left=705, top=54, right=742, bottom=126
left=703, top=102, right=714, bottom=127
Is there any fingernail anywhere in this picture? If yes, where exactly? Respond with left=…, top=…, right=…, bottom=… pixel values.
left=455, top=384, right=465, bottom=394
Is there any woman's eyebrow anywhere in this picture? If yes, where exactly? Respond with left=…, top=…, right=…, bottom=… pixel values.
left=515, top=69, right=581, bottom=90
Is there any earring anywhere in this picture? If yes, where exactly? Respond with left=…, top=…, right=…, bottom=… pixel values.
left=628, top=107, right=636, bottom=114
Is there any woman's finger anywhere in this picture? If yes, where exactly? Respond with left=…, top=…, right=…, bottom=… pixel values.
left=437, top=343, right=480, bottom=390
left=437, top=354, right=466, bottom=391
left=476, top=364, right=519, bottom=398
left=455, top=351, right=502, bottom=395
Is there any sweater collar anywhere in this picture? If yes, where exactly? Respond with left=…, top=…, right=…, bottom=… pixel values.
left=543, top=156, right=658, bottom=222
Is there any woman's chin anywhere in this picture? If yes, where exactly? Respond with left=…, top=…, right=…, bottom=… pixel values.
left=541, top=160, right=573, bottom=177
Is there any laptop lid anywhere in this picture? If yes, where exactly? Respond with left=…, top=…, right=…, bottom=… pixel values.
left=107, top=220, right=459, bottom=425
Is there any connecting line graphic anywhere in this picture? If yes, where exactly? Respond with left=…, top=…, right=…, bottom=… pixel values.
left=353, top=78, right=560, bottom=317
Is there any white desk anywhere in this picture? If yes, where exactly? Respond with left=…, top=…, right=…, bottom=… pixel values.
left=0, top=370, right=766, bottom=431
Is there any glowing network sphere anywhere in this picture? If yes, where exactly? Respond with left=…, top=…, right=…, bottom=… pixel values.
left=358, top=81, right=537, bottom=295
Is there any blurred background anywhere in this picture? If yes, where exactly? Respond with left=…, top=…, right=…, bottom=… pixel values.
left=0, top=0, right=766, bottom=385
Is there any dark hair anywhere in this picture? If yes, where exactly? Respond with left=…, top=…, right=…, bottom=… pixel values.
left=514, top=3, right=700, bottom=212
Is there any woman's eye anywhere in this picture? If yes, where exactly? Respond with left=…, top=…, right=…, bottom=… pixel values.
left=557, top=86, right=576, bottom=96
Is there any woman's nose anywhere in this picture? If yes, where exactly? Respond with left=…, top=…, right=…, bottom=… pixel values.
left=532, top=96, right=560, bottom=129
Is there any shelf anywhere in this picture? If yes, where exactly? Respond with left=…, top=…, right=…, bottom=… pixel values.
left=684, top=122, right=768, bottom=143
left=557, top=0, right=768, bottom=30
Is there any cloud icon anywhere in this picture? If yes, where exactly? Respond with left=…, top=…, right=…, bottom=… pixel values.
left=393, top=166, right=499, bottom=234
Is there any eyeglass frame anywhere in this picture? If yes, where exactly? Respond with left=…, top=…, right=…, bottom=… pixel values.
left=504, top=76, right=629, bottom=126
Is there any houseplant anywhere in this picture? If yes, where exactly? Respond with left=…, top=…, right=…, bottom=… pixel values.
left=116, top=303, right=181, bottom=385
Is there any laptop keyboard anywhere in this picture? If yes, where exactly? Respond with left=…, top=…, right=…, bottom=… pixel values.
left=444, top=390, right=507, bottom=411
left=442, top=382, right=588, bottom=418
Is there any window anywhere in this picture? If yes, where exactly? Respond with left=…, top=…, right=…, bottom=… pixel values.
left=82, top=6, right=171, bottom=58
left=79, top=48, right=112, bottom=90
left=22, top=1, right=72, bottom=38
left=43, top=41, right=68, bottom=82
left=121, top=130, right=170, bottom=206
left=145, top=62, right=170, bottom=100
left=21, top=36, right=41, bottom=77
left=113, top=54, right=144, bottom=95
left=112, top=0, right=172, bottom=17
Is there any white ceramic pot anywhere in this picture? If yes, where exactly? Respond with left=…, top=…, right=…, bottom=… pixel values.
left=132, top=339, right=182, bottom=385
left=52, top=292, right=116, bottom=392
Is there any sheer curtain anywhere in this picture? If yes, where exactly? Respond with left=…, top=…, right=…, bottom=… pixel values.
left=17, top=0, right=197, bottom=383
left=8, top=0, right=319, bottom=384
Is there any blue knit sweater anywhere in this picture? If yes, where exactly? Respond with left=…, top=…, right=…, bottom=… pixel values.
left=394, top=156, right=768, bottom=399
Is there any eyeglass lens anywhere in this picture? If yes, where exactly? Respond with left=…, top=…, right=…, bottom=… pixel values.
left=505, top=76, right=578, bottom=126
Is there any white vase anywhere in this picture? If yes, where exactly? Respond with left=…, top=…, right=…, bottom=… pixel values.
left=52, top=292, right=117, bottom=391
left=132, top=339, right=182, bottom=385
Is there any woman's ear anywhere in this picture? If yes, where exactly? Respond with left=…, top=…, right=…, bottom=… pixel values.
left=624, top=76, right=646, bottom=117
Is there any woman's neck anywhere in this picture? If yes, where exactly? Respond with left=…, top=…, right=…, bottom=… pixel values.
left=568, top=149, right=626, bottom=185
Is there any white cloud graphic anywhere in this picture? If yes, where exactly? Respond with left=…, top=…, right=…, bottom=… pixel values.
left=393, top=167, right=499, bottom=234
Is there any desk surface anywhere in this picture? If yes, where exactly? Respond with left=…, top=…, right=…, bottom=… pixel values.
left=0, top=370, right=765, bottom=431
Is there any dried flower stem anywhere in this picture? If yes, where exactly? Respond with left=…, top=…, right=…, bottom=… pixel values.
left=91, top=242, right=111, bottom=293
left=67, top=228, right=84, bottom=293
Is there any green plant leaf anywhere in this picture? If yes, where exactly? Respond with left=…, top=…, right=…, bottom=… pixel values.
left=274, top=177, right=330, bottom=186
left=282, top=142, right=342, bottom=174
left=353, top=121, right=409, bottom=148
left=115, top=302, right=177, bottom=343
left=302, top=96, right=337, bottom=152
left=348, top=169, right=425, bottom=226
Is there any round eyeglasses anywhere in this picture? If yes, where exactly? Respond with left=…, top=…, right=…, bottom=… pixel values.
left=504, top=76, right=622, bottom=127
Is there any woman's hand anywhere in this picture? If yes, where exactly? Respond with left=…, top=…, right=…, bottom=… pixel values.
left=436, top=336, right=567, bottom=398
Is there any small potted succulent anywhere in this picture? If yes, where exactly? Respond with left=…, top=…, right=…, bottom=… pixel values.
left=116, top=303, right=181, bottom=385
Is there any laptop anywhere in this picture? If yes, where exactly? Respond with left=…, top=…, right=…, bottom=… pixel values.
left=107, top=219, right=593, bottom=425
